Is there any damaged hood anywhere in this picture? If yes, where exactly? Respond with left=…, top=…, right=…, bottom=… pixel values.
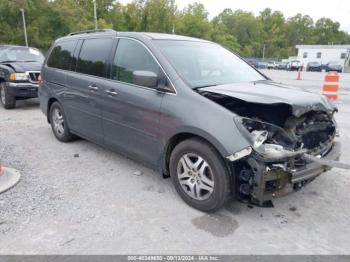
left=200, top=81, right=337, bottom=117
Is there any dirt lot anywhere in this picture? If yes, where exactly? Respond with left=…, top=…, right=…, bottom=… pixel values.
left=0, top=71, right=350, bottom=254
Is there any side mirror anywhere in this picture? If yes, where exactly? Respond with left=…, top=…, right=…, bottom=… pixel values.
left=132, top=71, right=158, bottom=88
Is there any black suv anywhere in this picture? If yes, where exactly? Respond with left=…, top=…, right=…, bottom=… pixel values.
left=0, top=45, right=44, bottom=109
left=40, top=30, right=341, bottom=212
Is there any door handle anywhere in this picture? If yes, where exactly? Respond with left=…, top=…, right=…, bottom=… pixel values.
left=105, top=89, right=118, bottom=96
left=88, top=85, right=99, bottom=91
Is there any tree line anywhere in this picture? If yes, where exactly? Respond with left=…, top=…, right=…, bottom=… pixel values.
left=0, top=0, right=349, bottom=59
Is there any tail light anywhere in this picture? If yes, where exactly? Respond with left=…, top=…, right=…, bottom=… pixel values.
left=38, top=74, right=43, bottom=87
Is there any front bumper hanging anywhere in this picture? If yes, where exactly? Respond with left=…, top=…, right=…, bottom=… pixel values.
left=236, top=141, right=345, bottom=206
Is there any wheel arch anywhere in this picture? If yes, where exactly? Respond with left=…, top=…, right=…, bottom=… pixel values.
left=47, top=97, right=59, bottom=123
left=161, top=131, right=231, bottom=178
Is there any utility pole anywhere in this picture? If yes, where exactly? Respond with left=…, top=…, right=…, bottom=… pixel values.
left=93, top=0, right=98, bottom=30
left=262, top=44, right=266, bottom=61
left=20, top=8, right=28, bottom=47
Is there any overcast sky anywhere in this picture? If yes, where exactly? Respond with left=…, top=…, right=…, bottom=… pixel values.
left=118, top=0, right=350, bottom=32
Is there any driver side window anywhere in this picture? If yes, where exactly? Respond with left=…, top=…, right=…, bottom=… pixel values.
left=112, top=38, right=160, bottom=86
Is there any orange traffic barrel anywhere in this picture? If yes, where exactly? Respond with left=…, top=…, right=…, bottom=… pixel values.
left=322, top=72, right=340, bottom=100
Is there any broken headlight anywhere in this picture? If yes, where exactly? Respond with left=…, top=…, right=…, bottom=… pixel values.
left=235, top=117, right=303, bottom=159
left=237, top=117, right=295, bottom=148
left=250, top=130, right=268, bottom=148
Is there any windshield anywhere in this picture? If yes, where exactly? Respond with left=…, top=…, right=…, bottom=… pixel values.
left=155, top=40, right=266, bottom=88
left=0, top=46, right=44, bottom=63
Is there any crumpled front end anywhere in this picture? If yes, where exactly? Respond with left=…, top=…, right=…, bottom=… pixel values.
left=198, top=87, right=343, bottom=206
left=232, top=111, right=340, bottom=205
left=234, top=141, right=341, bottom=206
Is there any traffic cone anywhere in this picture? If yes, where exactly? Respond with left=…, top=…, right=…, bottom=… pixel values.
left=297, top=67, right=302, bottom=80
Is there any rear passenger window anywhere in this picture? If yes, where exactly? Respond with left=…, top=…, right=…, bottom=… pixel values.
left=47, top=40, right=76, bottom=70
left=112, top=39, right=160, bottom=85
left=76, top=38, right=113, bottom=77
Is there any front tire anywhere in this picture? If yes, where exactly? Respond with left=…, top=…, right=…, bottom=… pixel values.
left=49, top=102, right=76, bottom=142
left=169, top=138, right=231, bottom=212
left=0, top=82, right=16, bottom=109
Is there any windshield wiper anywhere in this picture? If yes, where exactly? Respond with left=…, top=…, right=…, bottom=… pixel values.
left=193, top=84, right=218, bottom=90
left=0, top=60, right=41, bottom=63
left=252, top=79, right=271, bottom=84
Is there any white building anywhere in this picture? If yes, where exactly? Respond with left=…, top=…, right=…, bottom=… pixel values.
left=296, top=45, right=350, bottom=72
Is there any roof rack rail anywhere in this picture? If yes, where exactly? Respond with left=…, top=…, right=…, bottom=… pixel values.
left=68, top=29, right=116, bottom=36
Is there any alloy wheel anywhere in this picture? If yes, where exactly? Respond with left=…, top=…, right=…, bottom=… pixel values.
left=52, top=108, right=65, bottom=136
left=177, top=153, right=215, bottom=200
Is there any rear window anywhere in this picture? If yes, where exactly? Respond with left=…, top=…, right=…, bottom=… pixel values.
left=47, top=40, right=77, bottom=70
left=76, top=38, right=113, bottom=77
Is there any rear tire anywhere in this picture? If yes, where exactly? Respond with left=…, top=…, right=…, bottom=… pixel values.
left=49, top=102, right=76, bottom=142
left=169, top=138, right=231, bottom=212
left=0, top=82, right=16, bottom=109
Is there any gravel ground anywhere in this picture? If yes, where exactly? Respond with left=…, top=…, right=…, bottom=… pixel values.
left=0, top=71, right=350, bottom=254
